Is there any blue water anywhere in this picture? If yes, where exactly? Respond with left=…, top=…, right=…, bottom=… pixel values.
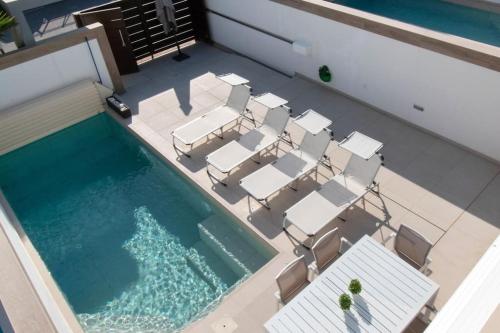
left=334, top=0, right=500, bottom=47
left=0, top=114, right=272, bottom=332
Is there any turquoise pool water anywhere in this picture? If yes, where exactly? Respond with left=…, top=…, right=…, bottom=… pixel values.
left=333, top=0, right=500, bottom=47
left=0, top=114, right=272, bottom=332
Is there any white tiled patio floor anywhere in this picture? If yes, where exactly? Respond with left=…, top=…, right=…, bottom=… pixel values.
left=117, top=42, right=500, bottom=333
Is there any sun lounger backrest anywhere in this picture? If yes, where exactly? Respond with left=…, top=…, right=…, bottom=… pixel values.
left=225, top=84, right=251, bottom=113
left=262, top=106, right=290, bottom=135
left=299, top=129, right=332, bottom=162
left=395, top=224, right=432, bottom=269
left=344, top=153, right=382, bottom=188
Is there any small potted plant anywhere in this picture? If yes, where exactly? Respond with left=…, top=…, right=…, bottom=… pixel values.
left=339, top=293, right=352, bottom=311
left=349, top=279, right=362, bottom=295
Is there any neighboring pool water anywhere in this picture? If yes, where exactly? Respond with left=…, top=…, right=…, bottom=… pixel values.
left=0, top=113, right=273, bottom=332
left=333, top=0, right=500, bottom=47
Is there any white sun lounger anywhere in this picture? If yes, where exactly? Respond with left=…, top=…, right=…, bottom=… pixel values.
left=171, top=74, right=252, bottom=157
left=283, top=131, right=384, bottom=248
left=239, top=126, right=333, bottom=209
left=206, top=105, right=291, bottom=186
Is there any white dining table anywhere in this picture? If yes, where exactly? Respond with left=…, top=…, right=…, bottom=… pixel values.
left=265, top=235, right=439, bottom=333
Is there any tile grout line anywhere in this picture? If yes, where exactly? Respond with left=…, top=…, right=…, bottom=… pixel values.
left=329, top=157, right=448, bottom=234
left=432, top=169, right=500, bottom=247
left=365, top=192, right=448, bottom=234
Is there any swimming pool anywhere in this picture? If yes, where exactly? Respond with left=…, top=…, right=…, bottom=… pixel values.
left=0, top=113, right=273, bottom=332
left=333, top=0, right=500, bottom=47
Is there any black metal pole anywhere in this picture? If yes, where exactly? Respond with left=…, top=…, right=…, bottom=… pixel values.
left=163, top=5, right=189, bottom=62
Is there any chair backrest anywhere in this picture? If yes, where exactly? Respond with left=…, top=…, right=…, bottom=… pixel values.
left=312, top=228, right=341, bottom=272
left=225, top=84, right=251, bottom=113
left=262, top=106, right=290, bottom=135
left=275, top=255, right=308, bottom=303
left=395, top=224, right=432, bottom=269
left=344, top=153, right=383, bottom=188
left=299, top=129, right=332, bottom=162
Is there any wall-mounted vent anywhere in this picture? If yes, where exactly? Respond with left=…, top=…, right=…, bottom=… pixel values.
left=413, top=104, right=425, bottom=112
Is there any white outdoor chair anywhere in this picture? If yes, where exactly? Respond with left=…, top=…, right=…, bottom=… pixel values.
left=240, top=127, right=333, bottom=209
left=390, top=224, right=433, bottom=272
left=171, top=74, right=252, bottom=157
left=283, top=131, right=384, bottom=248
left=274, top=255, right=309, bottom=306
left=206, top=105, right=291, bottom=186
left=308, top=228, right=352, bottom=278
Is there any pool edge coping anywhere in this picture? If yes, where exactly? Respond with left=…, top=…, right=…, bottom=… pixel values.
left=0, top=191, right=83, bottom=333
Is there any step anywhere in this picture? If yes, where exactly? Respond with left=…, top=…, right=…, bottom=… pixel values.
left=78, top=313, right=176, bottom=332
left=198, top=214, right=266, bottom=278
left=186, top=241, right=236, bottom=294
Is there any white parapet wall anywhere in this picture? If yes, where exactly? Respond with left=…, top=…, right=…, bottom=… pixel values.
left=425, top=236, right=500, bottom=333
left=0, top=39, right=113, bottom=111
left=205, top=0, right=500, bottom=162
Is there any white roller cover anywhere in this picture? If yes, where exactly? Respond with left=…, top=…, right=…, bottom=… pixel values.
left=0, top=80, right=112, bottom=155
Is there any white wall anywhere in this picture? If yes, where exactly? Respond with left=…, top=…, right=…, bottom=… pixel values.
left=206, top=0, right=500, bottom=162
left=0, top=39, right=112, bottom=110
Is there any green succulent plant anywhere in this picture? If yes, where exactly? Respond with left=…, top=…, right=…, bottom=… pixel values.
left=349, top=279, right=362, bottom=295
left=0, top=11, right=16, bottom=39
left=339, top=293, right=352, bottom=311
left=0, top=10, right=16, bottom=55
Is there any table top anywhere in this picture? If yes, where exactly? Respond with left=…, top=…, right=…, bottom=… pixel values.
left=217, top=73, right=249, bottom=86
left=254, top=93, right=288, bottom=109
left=339, top=131, right=384, bottom=160
left=265, top=235, right=439, bottom=333
left=293, top=109, right=332, bottom=135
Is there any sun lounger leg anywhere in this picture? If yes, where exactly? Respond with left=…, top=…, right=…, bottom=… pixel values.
left=247, top=195, right=271, bottom=210
left=320, top=154, right=334, bottom=171
left=261, top=198, right=271, bottom=209
left=172, top=137, right=192, bottom=158
left=214, top=128, right=224, bottom=140
left=288, top=179, right=298, bottom=191
left=281, top=131, right=294, bottom=148
left=370, top=181, right=381, bottom=195
left=250, top=152, right=261, bottom=164
left=206, top=164, right=228, bottom=186
left=242, top=109, right=256, bottom=126
left=282, top=215, right=313, bottom=249
left=338, top=207, right=350, bottom=222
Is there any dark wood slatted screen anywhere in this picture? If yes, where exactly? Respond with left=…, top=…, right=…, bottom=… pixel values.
left=80, top=0, right=197, bottom=61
